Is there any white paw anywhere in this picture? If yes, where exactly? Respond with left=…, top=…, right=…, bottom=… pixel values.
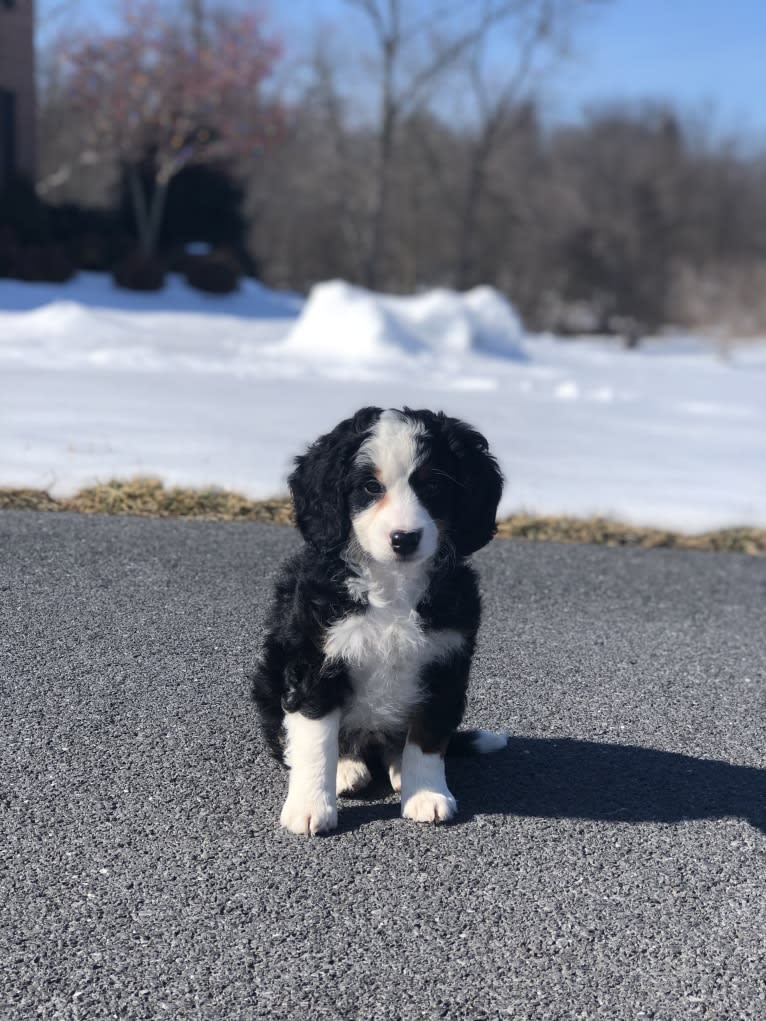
left=388, top=760, right=402, bottom=793
left=280, top=795, right=338, bottom=835
left=401, top=789, right=457, bottom=823
left=336, top=757, right=372, bottom=796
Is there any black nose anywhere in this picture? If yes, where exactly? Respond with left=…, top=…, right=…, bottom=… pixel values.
left=390, top=529, right=422, bottom=556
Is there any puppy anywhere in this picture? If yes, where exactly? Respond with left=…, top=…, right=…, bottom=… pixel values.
left=251, top=406, right=506, bottom=835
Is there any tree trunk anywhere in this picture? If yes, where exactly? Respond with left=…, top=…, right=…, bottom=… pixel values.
left=455, top=149, right=488, bottom=289
left=365, top=104, right=395, bottom=289
left=145, top=179, right=169, bottom=258
left=364, top=24, right=398, bottom=291
left=127, top=166, right=152, bottom=257
left=455, top=122, right=498, bottom=289
left=127, top=166, right=168, bottom=259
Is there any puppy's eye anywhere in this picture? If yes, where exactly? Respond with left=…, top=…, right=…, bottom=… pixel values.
left=364, top=479, right=384, bottom=496
left=417, top=475, right=441, bottom=494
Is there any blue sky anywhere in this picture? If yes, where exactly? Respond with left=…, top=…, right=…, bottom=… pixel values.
left=552, top=0, right=766, bottom=137
left=39, top=0, right=766, bottom=140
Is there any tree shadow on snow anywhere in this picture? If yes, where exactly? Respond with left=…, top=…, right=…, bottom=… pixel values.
left=448, top=736, right=766, bottom=834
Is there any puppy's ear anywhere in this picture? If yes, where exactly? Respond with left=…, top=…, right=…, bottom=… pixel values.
left=439, top=414, right=503, bottom=556
left=289, top=407, right=382, bottom=552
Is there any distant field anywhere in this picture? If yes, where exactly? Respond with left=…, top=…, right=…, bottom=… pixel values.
left=2, top=273, right=764, bottom=534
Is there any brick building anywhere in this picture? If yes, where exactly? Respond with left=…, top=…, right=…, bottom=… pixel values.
left=0, top=0, right=36, bottom=190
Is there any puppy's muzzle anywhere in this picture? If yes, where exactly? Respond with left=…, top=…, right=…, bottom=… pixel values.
left=390, top=529, right=422, bottom=557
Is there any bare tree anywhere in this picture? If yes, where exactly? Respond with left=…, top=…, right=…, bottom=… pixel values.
left=453, top=0, right=592, bottom=287
left=345, top=0, right=535, bottom=288
left=51, top=0, right=282, bottom=257
left=243, top=33, right=372, bottom=289
left=550, top=105, right=689, bottom=334
left=185, top=0, right=206, bottom=56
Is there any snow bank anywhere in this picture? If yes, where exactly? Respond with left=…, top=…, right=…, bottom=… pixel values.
left=0, top=271, right=303, bottom=318
left=280, top=280, right=526, bottom=364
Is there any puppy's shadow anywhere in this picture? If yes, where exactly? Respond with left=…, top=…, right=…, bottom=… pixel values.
left=335, top=737, right=765, bottom=834
left=452, top=736, right=766, bottom=834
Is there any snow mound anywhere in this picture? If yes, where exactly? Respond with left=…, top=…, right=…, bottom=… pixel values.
left=463, top=286, right=525, bottom=356
left=281, top=280, right=428, bottom=363
left=389, top=285, right=525, bottom=357
left=280, top=280, right=526, bottom=364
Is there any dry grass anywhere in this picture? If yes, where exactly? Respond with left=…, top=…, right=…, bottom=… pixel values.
left=494, top=513, right=765, bottom=556
left=1, top=477, right=763, bottom=555
left=0, top=478, right=294, bottom=524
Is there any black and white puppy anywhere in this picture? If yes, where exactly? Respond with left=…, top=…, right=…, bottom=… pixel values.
left=251, top=406, right=506, bottom=835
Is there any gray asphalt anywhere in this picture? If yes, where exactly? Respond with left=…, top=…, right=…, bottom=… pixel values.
left=1, top=511, right=764, bottom=1021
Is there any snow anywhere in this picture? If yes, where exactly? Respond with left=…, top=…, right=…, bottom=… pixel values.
left=0, top=271, right=302, bottom=318
left=1, top=272, right=765, bottom=532
left=279, top=281, right=525, bottom=370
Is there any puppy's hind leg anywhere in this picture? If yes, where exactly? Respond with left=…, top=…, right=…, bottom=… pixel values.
left=381, top=745, right=402, bottom=793
left=336, top=756, right=373, bottom=796
left=280, top=709, right=340, bottom=835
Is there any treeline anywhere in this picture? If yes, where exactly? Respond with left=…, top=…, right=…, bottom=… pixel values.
left=26, top=0, right=766, bottom=334
left=249, top=99, right=766, bottom=335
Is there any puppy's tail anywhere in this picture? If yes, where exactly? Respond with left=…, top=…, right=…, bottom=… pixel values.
left=447, top=729, right=509, bottom=757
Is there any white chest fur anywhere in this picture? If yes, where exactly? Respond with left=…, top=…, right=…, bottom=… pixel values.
left=323, top=564, right=464, bottom=736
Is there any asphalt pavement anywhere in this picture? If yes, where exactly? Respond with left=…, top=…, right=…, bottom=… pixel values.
left=1, top=511, right=764, bottom=1020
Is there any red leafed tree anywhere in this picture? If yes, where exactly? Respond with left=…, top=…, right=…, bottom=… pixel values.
left=56, top=0, right=282, bottom=257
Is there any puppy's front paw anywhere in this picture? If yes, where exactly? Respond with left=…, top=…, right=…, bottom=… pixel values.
left=280, top=795, right=338, bottom=835
left=401, top=789, right=457, bottom=823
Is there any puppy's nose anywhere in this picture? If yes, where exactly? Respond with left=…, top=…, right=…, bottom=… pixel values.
left=391, top=529, right=422, bottom=556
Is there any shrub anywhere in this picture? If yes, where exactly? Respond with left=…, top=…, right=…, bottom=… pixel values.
left=183, top=250, right=240, bottom=294
left=1, top=178, right=135, bottom=276
left=0, top=222, right=16, bottom=247
left=0, top=178, right=49, bottom=244
left=118, top=161, right=253, bottom=269
left=12, top=244, right=77, bottom=283
left=112, top=251, right=166, bottom=291
left=47, top=205, right=131, bottom=273
left=71, top=231, right=124, bottom=273
left=0, top=239, right=15, bottom=278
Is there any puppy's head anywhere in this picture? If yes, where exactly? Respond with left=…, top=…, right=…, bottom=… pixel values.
left=289, top=407, right=503, bottom=562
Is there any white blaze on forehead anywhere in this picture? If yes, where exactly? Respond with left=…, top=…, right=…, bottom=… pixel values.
left=351, top=409, right=438, bottom=563
left=356, top=409, right=425, bottom=487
